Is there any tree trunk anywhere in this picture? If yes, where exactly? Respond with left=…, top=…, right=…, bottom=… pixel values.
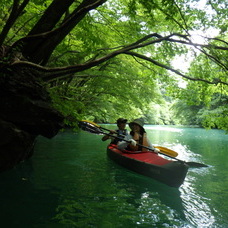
left=27, top=0, right=75, bottom=36
left=21, top=0, right=107, bottom=65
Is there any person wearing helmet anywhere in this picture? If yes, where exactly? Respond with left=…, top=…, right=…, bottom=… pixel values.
left=118, top=118, right=159, bottom=152
left=102, top=118, right=128, bottom=145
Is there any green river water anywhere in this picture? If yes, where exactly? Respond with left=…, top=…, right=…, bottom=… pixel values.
left=0, top=125, right=227, bottom=227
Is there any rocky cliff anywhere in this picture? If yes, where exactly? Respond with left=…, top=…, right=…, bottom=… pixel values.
left=0, top=62, right=64, bottom=172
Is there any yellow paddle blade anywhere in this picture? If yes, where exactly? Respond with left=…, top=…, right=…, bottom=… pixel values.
left=81, top=120, right=101, bottom=128
left=154, top=146, right=178, bottom=157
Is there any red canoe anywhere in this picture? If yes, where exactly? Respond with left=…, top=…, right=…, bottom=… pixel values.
left=107, top=144, right=189, bottom=187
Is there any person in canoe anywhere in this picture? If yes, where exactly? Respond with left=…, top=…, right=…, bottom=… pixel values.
left=102, top=118, right=129, bottom=145
left=117, top=118, right=159, bottom=152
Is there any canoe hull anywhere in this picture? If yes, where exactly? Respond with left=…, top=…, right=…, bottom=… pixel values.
left=107, top=145, right=189, bottom=188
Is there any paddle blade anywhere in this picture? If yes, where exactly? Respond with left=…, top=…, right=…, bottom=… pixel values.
left=78, top=120, right=103, bottom=135
left=186, top=162, right=208, bottom=168
left=81, top=120, right=101, bottom=128
left=155, top=146, right=178, bottom=157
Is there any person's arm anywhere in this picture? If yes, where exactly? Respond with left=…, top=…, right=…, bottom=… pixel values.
left=101, top=130, right=115, bottom=141
left=117, top=134, right=136, bottom=150
left=102, top=135, right=110, bottom=141
left=117, top=134, right=131, bottom=149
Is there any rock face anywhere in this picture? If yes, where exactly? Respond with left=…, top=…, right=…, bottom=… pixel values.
left=0, top=67, right=64, bottom=172
left=0, top=120, right=36, bottom=172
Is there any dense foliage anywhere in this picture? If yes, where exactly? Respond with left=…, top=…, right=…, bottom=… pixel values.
left=1, top=0, right=228, bottom=130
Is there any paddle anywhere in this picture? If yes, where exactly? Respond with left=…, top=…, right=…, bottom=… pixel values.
left=80, top=120, right=178, bottom=157
left=78, top=120, right=208, bottom=168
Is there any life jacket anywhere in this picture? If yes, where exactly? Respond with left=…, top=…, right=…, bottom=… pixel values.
left=112, top=129, right=128, bottom=145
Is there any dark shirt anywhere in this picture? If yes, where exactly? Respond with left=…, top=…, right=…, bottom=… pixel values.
left=111, top=129, right=128, bottom=145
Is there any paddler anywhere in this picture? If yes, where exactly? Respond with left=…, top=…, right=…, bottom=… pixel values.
left=118, top=118, right=160, bottom=152
left=102, top=118, right=129, bottom=145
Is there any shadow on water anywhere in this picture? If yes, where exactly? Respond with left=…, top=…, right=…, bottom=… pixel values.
left=105, top=158, right=189, bottom=226
left=0, top=161, right=60, bottom=227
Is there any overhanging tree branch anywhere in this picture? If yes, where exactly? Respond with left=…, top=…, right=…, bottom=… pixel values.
left=19, top=0, right=108, bottom=64
left=167, top=37, right=228, bottom=50
left=10, top=32, right=228, bottom=85
left=124, top=51, right=228, bottom=86
left=10, top=33, right=179, bottom=78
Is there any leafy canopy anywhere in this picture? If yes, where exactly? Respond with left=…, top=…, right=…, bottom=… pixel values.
left=0, top=0, right=227, bottom=130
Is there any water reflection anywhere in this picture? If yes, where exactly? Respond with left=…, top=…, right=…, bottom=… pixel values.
left=0, top=127, right=227, bottom=227
left=170, top=143, right=202, bottom=162
left=51, top=155, right=189, bottom=227
left=181, top=178, right=215, bottom=227
left=105, top=162, right=190, bottom=227
left=145, top=125, right=183, bottom=133
left=0, top=161, right=60, bottom=227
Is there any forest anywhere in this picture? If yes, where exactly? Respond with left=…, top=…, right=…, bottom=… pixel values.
left=0, top=0, right=227, bottom=170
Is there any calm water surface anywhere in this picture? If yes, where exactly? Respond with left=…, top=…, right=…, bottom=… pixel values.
left=0, top=125, right=227, bottom=227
